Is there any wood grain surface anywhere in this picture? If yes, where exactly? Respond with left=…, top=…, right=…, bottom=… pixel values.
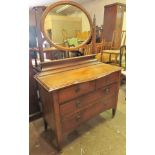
left=35, top=62, right=121, bottom=91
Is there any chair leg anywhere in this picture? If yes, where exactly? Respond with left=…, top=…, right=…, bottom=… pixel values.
left=100, top=52, right=103, bottom=62
left=119, top=52, right=122, bottom=67
left=109, top=54, right=112, bottom=63
left=115, top=54, right=118, bottom=64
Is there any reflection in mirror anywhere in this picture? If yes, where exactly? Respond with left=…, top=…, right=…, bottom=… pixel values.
left=44, top=4, right=91, bottom=48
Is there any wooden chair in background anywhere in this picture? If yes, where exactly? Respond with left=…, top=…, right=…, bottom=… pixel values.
left=79, top=44, right=92, bottom=55
left=119, top=45, right=126, bottom=70
left=96, top=41, right=104, bottom=53
left=101, top=30, right=126, bottom=66
left=95, top=41, right=105, bottom=61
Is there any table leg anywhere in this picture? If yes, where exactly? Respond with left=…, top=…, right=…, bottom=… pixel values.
left=112, top=108, right=116, bottom=118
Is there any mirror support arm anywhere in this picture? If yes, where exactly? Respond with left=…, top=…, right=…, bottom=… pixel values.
left=92, top=14, right=96, bottom=54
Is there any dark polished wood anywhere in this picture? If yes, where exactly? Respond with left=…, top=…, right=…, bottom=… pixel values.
left=60, top=83, right=117, bottom=117
left=32, top=6, right=46, bottom=62
left=103, top=3, right=126, bottom=47
left=62, top=95, right=116, bottom=134
left=29, top=6, right=46, bottom=121
left=29, top=50, right=41, bottom=121
left=35, top=56, right=121, bottom=150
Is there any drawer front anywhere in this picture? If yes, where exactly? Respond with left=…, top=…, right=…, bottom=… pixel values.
left=96, top=71, right=119, bottom=89
left=62, top=96, right=116, bottom=133
left=58, top=81, right=95, bottom=103
left=60, top=83, right=117, bottom=117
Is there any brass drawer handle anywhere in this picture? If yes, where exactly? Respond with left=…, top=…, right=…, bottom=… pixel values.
left=76, top=100, right=81, bottom=108
left=103, top=88, right=110, bottom=94
left=75, top=85, right=80, bottom=93
left=75, top=115, right=81, bottom=122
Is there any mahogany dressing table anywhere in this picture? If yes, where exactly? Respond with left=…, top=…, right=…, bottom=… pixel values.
left=34, top=1, right=121, bottom=150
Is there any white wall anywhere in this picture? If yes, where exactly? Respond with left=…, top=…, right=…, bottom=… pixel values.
left=122, top=12, right=126, bottom=31
left=81, top=0, right=126, bottom=26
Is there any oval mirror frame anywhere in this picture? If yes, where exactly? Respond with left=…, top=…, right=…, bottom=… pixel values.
left=40, top=1, right=93, bottom=51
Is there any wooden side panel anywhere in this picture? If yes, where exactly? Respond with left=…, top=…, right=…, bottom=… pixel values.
left=39, top=85, right=55, bottom=130
left=103, top=3, right=126, bottom=44
left=103, top=5, right=117, bottom=42
left=52, top=91, right=63, bottom=150
left=115, top=5, right=125, bottom=31
left=29, top=51, right=41, bottom=121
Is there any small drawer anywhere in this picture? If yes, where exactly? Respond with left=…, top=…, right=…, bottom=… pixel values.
left=100, top=83, right=117, bottom=98
left=62, top=96, right=116, bottom=133
left=60, top=83, right=117, bottom=117
left=58, top=81, right=95, bottom=103
left=96, top=71, right=119, bottom=89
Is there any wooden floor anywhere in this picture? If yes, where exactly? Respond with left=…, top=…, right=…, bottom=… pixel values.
left=29, top=84, right=126, bottom=155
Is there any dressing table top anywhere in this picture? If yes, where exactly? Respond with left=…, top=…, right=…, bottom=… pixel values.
left=35, top=56, right=121, bottom=92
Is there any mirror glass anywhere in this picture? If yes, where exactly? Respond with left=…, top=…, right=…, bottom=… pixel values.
left=43, top=4, right=91, bottom=50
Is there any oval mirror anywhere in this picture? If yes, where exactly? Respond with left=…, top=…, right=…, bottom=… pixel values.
left=41, top=1, right=93, bottom=51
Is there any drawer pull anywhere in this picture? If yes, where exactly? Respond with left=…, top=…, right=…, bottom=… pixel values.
left=75, top=85, right=80, bottom=93
left=103, top=88, right=110, bottom=94
left=76, top=101, right=81, bottom=108
left=75, top=115, right=81, bottom=122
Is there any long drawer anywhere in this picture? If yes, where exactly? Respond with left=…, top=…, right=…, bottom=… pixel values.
left=62, top=96, right=116, bottom=133
left=60, top=83, right=117, bottom=117
left=58, top=81, right=95, bottom=103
